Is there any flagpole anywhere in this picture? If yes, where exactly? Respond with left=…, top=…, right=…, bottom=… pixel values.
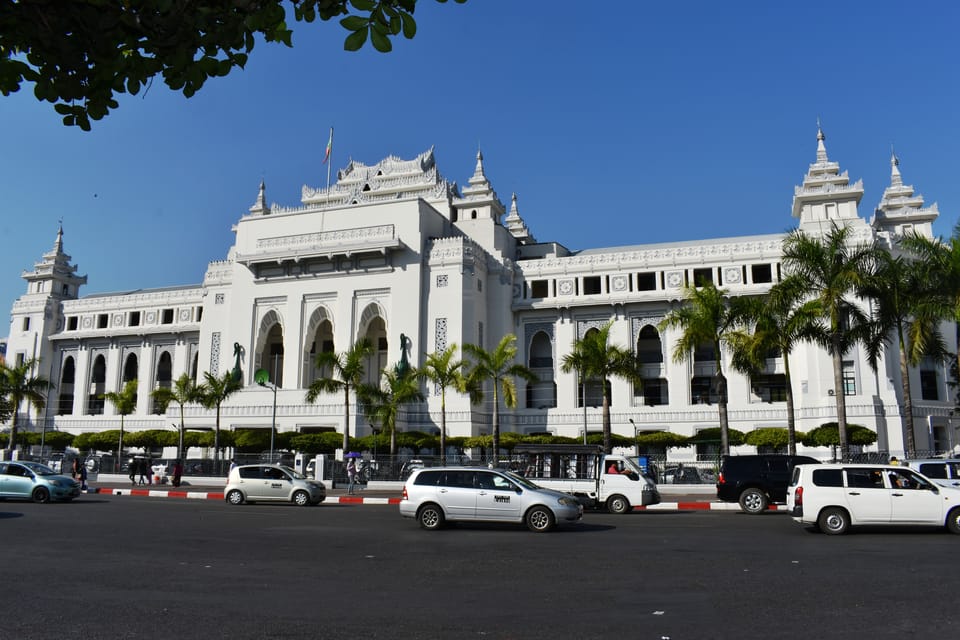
left=325, top=127, right=334, bottom=193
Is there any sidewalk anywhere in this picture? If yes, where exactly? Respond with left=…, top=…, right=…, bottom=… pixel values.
left=85, top=477, right=788, bottom=511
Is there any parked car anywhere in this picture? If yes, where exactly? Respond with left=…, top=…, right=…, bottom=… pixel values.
left=224, top=464, right=326, bottom=506
left=716, top=454, right=820, bottom=514
left=787, top=463, right=960, bottom=535
left=0, top=461, right=81, bottom=503
left=399, top=459, right=425, bottom=481
left=399, top=466, right=583, bottom=532
left=662, top=465, right=704, bottom=484
left=900, top=459, right=960, bottom=489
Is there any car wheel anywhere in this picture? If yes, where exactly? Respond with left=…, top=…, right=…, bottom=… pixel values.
left=946, top=507, right=960, bottom=534
left=739, top=488, right=768, bottom=514
left=818, top=507, right=850, bottom=535
left=292, top=490, right=310, bottom=507
left=32, top=487, right=51, bottom=504
left=606, top=494, right=630, bottom=514
left=526, top=506, right=555, bottom=532
left=226, top=489, right=245, bottom=505
left=417, top=503, right=445, bottom=530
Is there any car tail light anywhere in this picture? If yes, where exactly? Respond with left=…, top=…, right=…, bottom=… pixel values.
left=794, top=486, right=803, bottom=506
left=717, top=472, right=725, bottom=485
left=401, top=486, right=408, bottom=501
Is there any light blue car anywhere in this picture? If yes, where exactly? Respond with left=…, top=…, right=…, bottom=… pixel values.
left=0, top=461, right=81, bottom=503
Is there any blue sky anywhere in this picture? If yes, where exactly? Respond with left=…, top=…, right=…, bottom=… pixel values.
left=3, top=0, right=960, bottom=313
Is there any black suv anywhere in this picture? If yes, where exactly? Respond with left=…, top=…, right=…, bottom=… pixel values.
left=716, top=454, right=819, bottom=514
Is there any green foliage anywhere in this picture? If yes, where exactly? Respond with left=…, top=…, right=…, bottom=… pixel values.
left=801, top=423, right=877, bottom=448
left=743, top=427, right=797, bottom=449
left=124, top=429, right=178, bottom=449
left=634, top=431, right=691, bottom=448
left=0, top=357, right=51, bottom=455
left=686, top=427, right=745, bottom=446
left=40, top=430, right=77, bottom=449
left=289, top=431, right=347, bottom=454
left=0, top=1, right=467, bottom=130
left=74, top=430, right=122, bottom=452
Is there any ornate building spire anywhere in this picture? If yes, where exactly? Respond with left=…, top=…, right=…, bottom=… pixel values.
left=249, top=180, right=271, bottom=215
left=872, top=152, right=938, bottom=240
left=504, top=193, right=535, bottom=243
left=791, top=123, right=864, bottom=227
left=816, top=119, right=828, bottom=163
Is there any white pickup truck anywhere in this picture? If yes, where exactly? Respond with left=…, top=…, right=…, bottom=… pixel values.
left=510, top=444, right=660, bottom=514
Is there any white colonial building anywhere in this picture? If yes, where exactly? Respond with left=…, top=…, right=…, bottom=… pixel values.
left=4, top=128, right=958, bottom=459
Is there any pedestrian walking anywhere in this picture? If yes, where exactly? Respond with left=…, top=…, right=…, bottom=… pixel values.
left=346, top=457, right=357, bottom=495
left=172, top=459, right=183, bottom=487
left=128, top=458, right=136, bottom=485
left=71, top=457, right=81, bottom=480
left=77, top=459, right=88, bottom=492
left=137, top=458, right=150, bottom=485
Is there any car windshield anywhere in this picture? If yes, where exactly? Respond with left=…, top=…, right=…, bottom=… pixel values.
left=21, top=462, right=56, bottom=476
left=500, top=470, right=541, bottom=490
left=280, top=465, right=306, bottom=479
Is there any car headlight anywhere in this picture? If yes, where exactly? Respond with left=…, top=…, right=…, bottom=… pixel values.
left=557, top=496, right=579, bottom=507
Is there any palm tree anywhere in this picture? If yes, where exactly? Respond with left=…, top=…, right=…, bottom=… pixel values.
left=900, top=223, right=960, bottom=398
left=0, top=358, right=51, bottom=459
left=726, top=277, right=820, bottom=455
left=781, top=223, right=879, bottom=461
left=102, top=379, right=138, bottom=470
left=463, top=334, right=537, bottom=461
left=417, top=344, right=473, bottom=464
left=560, top=322, right=642, bottom=454
left=150, top=372, right=201, bottom=461
left=659, top=280, right=749, bottom=456
left=358, top=367, right=424, bottom=458
left=197, top=371, right=242, bottom=472
left=305, top=339, right=374, bottom=453
left=862, top=249, right=947, bottom=458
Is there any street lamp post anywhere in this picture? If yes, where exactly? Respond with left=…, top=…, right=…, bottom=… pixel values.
left=255, top=369, right=277, bottom=463
left=581, top=370, right=588, bottom=445
left=629, top=418, right=639, bottom=457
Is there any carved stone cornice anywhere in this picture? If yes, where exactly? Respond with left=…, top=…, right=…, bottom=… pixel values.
left=61, top=287, right=203, bottom=311
left=236, top=225, right=401, bottom=266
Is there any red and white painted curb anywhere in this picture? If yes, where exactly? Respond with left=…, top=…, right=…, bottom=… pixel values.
left=92, top=488, right=402, bottom=504
left=91, top=488, right=783, bottom=511
left=635, top=501, right=788, bottom=512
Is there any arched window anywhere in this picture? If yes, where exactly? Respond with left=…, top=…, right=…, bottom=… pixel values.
left=636, top=325, right=663, bottom=364
left=123, top=353, right=138, bottom=383
left=87, top=354, right=106, bottom=414
left=362, top=316, right=388, bottom=386
left=58, top=356, right=75, bottom=415
left=156, top=351, right=173, bottom=388
left=255, top=310, right=285, bottom=388
left=526, top=331, right=556, bottom=409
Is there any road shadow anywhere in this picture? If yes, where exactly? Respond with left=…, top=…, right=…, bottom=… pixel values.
left=0, top=512, right=24, bottom=519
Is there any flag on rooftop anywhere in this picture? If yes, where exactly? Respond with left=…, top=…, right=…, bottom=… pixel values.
left=322, top=127, right=333, bottom=164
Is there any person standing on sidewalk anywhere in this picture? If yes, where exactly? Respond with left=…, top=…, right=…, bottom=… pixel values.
left=77, top=459, right=88, bottom=492
left=172, top=460, right=183, bottom=487
left=346, top=458, right=357, bottom=495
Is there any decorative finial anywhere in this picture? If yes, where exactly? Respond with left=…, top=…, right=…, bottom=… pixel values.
left=815, top=118, right=828, bottom=162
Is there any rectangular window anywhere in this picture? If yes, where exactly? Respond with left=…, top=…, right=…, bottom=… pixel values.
left=15, top=352, right=25, bottom=367
left=22, top=317, right=30, bottom=331
left=530, top=280, right=549, bottom=299
left=97, top=314, right=108, bottom=329
left=582, top=276, right=602, bottom=295
left=636, top=272, right=657, bottom=291
left=751, top=264, right=773, bottom=283
left=129, top=311, right=140, bottom=327
left=478, top=322, right=484, bottom=348
left=477, top=279, right=482, bottom=292
left=67, top=316, right=78, bottom=331
left=842, top=360, right=856, bottom=396
left=196, top=306, right=203, bottom=322
left=691, top=376, right=713, bottom=404
left=920, top=370, right=939, bottom=401
left=162, top=309, right=174, bottom=324
left=693, top=268, right=713, bottom=286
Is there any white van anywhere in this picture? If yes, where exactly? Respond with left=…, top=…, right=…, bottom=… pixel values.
left=900, top=459, right=960, bottom=489
left=786, top=463, right=960, bottom=535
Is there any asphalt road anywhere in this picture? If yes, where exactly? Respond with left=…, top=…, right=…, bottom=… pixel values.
left=3, top=495, right=957, bottom=640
